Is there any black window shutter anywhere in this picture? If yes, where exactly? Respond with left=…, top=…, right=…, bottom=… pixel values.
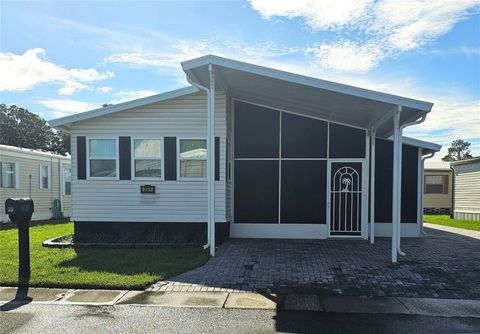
left=77, top=136, right=86, bottom=180
left=164, top=137, right=177, bottom=180
left=215, top=137, right=220, bottom=181
left=119, top=136, right=131, bottom=180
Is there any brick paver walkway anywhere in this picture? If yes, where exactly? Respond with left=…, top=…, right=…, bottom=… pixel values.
left=148, top=226, right=480, bottom=299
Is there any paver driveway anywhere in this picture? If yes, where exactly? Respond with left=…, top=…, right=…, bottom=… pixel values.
left=150, top=226, right=480, bottom=299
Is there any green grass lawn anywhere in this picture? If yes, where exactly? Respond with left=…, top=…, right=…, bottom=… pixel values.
left=424, top=215, right=480, bottom=231
left=0, top=220, right=209, bottom=289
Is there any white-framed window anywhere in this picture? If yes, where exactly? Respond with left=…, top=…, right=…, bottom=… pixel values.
left=132, top=138, right=163, bottom=179
left=178, top=139, right=207, bottom=179
left=425, top=175, right=448, bottom=194
left=1, top=162, right=15, bottom=188
left=63, top=167, right=72, bottom=195
left=88, top=138, right=118, bottom=179
left=39, top=164, right=50, bottom=189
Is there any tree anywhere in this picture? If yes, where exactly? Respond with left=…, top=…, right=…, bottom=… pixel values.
left=0, top=104, right=54, bottom=151
left=442, top=139, right=473, bottom=162
left=51, top=130, right=71, bottom=156
left=0, top=104, right=71, bottom=155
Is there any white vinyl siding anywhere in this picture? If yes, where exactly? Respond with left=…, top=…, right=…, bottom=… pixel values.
left=0, top=146, right=71, bottom=222
left=69, top=90, right=227, bottom=222
left=424, top=170, right=452, bottom=209
left=453, top=161, right=480, bottom=220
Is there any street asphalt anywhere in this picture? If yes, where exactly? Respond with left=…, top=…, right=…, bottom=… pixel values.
left=1, top=303, right=480, bottom=334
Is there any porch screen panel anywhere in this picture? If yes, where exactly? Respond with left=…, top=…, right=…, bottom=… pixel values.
left=281, top=160, right=326, bottom=223
left=234, top=160, right=279, bottom=223
left=400, top=144, right=418, bottom=223
left=329, top=123, right=366, bottom=158
left=375, top=138, right=418, bottom=224
left=234, top=101, right=279, bottom=158
left=281, top=113, right=327, bottom=158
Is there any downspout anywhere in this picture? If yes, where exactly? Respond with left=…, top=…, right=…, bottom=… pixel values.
left=396, top=113, right=427, bottom=256
left=420, top=152, right=435, bottom=234
left=185, top=65, right=216, bottom=256
left=50, top=156, right=54, bottom=217
left=59, top=158, right=63, bottom=217
left=450, top=164, right=455, bottom=219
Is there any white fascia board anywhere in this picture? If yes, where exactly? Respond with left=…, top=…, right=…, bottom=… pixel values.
left=0, top=144, right=71, bottom=160
left=182, top=55, right=434, bottom=112
left=399, top=136, right=442, bottom=152
left=49, top=86, right=199, bottom=129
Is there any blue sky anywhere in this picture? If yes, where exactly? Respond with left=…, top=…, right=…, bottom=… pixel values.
left=1, top=0, right=479, bottom=159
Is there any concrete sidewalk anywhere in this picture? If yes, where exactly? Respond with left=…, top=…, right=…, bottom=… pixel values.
left=1, top=286, right=479, bottom=318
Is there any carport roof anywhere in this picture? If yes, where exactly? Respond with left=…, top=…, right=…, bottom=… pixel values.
left=182, top=55, right=434, bottom=138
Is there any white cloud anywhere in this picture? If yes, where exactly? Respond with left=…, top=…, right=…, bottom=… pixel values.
left=249, top=0, right=480, bottom=72
left=371, top=0, right=479, bottom=51
left=98, top=86, right=113, bottom=93
left=309, top=40, right=384, bottom=72
left=0, top=48, right=114, bottom=95
left=249, top=0, right=374, bottom=30
left=110, top=90, right=158, bottom=104
left=104, top=39, right=301, bottom=70
left=37, top=98, right=99, bottom=118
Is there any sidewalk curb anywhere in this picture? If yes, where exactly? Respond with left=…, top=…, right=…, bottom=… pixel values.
left=1, top=287, right=479, bottom=318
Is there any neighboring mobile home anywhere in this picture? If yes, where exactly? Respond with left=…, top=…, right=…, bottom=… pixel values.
left=423, top=160, right=452, bottom=214
left=451, top=157, right=480, bottom=221
left=50, top=55, right=441, bottom=262
left=0, top=144, right=72, bottom=222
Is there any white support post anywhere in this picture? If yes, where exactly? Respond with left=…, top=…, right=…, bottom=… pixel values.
left=208, top=64, right=216, bottom=256
left=396, top=120, right=405, bottom=256
left=364, top=132, right=370, bottom=240
left=370, top=129, right=376, bottom=244
left=391, top=106, right=402, bottom=263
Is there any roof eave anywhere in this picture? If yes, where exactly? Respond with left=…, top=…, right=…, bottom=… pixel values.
left=49, top=86, right=199, bottom=129
left=182, top=55, right=434, bottom=112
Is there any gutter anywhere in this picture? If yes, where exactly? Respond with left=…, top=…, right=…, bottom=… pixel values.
left=450, top=164, right=455, bottom=219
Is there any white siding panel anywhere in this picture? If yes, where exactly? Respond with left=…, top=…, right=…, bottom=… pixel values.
left=70, top=91, right=227, bottom=222
left=0, top=148, right=71, bottom=222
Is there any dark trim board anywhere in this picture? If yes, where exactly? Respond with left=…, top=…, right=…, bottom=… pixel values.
left=74, top=221, right=230, bottom=244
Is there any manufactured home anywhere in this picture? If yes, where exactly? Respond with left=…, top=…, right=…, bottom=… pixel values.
left=451, top=157, right=480, bottom=221
left=0, top=144, right=72, bottom=222
left=423, top=160, right=452, bottom=215
left=51, top=55, right=441, bottom=262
